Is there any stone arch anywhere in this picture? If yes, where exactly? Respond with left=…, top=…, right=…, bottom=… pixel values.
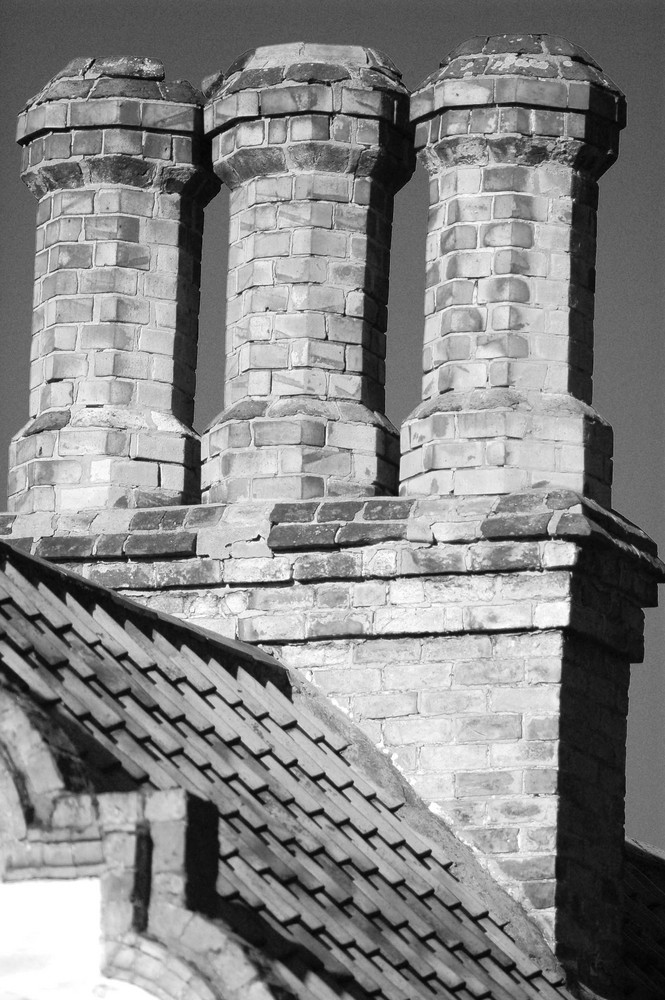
left=0, top=744, right=28, bottom=852
left=0, top=687, right=69, bottom=877
left=104, top=920, right=294, bottom=1000
left=0, top=687, right=68, bottom=825
left=104, top=932, right=220, bottom=1000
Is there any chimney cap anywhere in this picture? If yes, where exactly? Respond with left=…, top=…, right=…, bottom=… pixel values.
left=22, top=57, right=203, bottom=114
left=203, top=42, right=407, bottom=103
left=412, top=33, right=625, bottom=127
left=418, top=34, right=622, bottom=95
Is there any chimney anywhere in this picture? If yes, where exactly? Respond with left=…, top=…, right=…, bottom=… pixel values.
left=202, top=44, right=414, bottom=503
left=401, top=34, right=624, bottom=505
left=9, top=57, right=219, bottom=513
left=357, top=36, right=641, bottom=995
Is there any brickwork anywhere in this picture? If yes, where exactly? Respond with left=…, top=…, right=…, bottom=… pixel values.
left=1, top=489, right=659, bottom=987
left=9, top=57, right=219, bottom=514
left=3, top=35, right=663, bottom=1000
left=202, top=44, right=414, bottom=502
left=0, top=547, right=574, bottom=1000
left=100, top=791, right=284, bottom=1000
left=400, top=36, right=625, bottom=505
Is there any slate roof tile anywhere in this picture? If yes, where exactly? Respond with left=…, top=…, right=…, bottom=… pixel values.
left=0, top=538, right=576, bottom=1000
left=623, top=840, right=665, bottom=998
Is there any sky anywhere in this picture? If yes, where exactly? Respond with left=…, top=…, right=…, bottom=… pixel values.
left=0, top=877, right=152, bottom=997
left=0, top=0, right=664, bottom=847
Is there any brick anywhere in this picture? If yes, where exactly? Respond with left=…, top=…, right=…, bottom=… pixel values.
left=123, top=532, right=197, bottom=558
left=455, top=714, right=522, bottom=742
left=289, top=285, right=345, bottom=313
left=293, top=551, right=361, bottom=581
left=420, top=689, right=487, bottom=715
left=30, top=460, right=82, bottom=486
left=352, top=581, right=387, bottom=607
left=336, top=522, right=407, bottom=546
left=399, top=547, right=466, bottom=575
left=383, top=716, right=454, bottom=745
left=454, top=658, right=524, bottom=686
left=409, top=773, right=456, bottom=800
left=84, top=215, right=141, bottom=241
left=464, top=603, right=532, bottom=631
left=490, top=740, right=558, bottom=764
left=424, top=742, right=489, bottom=772
left=270, top=501, right=320, bottom=523
left=99, top=295, right=150, bottom=325
left=268, top=522, right=338, bottom=550
left=353, top=693, right=417, bottom=719
left=260, top=84, right=334, bottom=115
left=34, top=536, right=95, bottom=560
left=480, top=220, right=534, bottom=248
left=316, top=500, right=364, bottom=522
left=273, top=257, right=327, bottom=283
left=456, top=769, right=522, bottom=796
left=224, top=557, right=292, bottom=583
left=293, top=173, right=351, bottom=203
left=79, top=268, right=138, bottom=295
left=470, top=828, right=519, bottom=854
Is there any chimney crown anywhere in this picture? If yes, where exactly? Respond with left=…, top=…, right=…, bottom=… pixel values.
left=17, top=57, right=204, bottom=147
left=412, top=33, right=626, bottom=132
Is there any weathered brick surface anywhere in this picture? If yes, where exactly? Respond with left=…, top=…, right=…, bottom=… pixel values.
left=202, top=45, right=415, bottom=503
left=4, top=36, right=661, bottom=1000
left=3, top=487, right=660, bottom=977
left=10, top=58, right=220, bottom=514
left=400, top=36, right=625, bottom=507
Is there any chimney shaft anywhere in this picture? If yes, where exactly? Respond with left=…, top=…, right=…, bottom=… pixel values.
left=9, top=57, right=219, bottom=513
left=400, top=35, right=625, bottom=505
left=202, top=44, right=414, bottom=503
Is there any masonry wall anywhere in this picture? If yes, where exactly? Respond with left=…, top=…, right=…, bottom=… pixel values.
left=5, top=35, right=663, bottom=1000
left=1, top=488, right=659, bottom=993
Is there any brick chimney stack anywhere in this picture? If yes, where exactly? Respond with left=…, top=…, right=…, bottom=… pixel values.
left=3, top=36, right=662, bottom=1000
left=9, top=57, right=219, bottom=513
left=202, top=44, right=414, bottom=503
left=400, top=35, right=625, bottom=505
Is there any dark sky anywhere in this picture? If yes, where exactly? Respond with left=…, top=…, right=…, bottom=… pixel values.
left=1, top=0, right=664, bottom=847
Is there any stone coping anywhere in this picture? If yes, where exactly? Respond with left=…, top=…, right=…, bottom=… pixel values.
left=0, top=491, right=661, bottom=583
left=411, top=33, right=625, bottom=126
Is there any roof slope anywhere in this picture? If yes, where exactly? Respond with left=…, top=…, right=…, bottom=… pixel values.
left=624, top=840, right=665, bottom=999
left=0, top=539, right=573, bottom=1000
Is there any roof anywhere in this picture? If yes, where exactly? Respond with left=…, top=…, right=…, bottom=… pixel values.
left=624, top=839, right=665, bottom=998
left=0, top=538, right=576, bottom=1000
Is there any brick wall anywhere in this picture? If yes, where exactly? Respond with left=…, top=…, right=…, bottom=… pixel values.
left=401, top=36, right=623, bottom=503
left=5, top=35, right=663, bottom=998
left=10, top=57, right=219, bottom=513
left=1, top=486, right=660, bottom=991
left=202, top=45, right=413, bottom=502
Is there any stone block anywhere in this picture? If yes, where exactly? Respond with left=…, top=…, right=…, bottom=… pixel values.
left=123, top=532, right=197, bottom=558
left=268, top=522, right=338, bottom=550
left=293, top=550, right=361, bottom=580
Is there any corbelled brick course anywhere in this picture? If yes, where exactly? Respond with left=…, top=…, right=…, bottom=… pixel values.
left=400, top=35, right=624, bottom=505
left=10, top=57, right=219, bottom=513
left=202, top=44, right=414, bottom=502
